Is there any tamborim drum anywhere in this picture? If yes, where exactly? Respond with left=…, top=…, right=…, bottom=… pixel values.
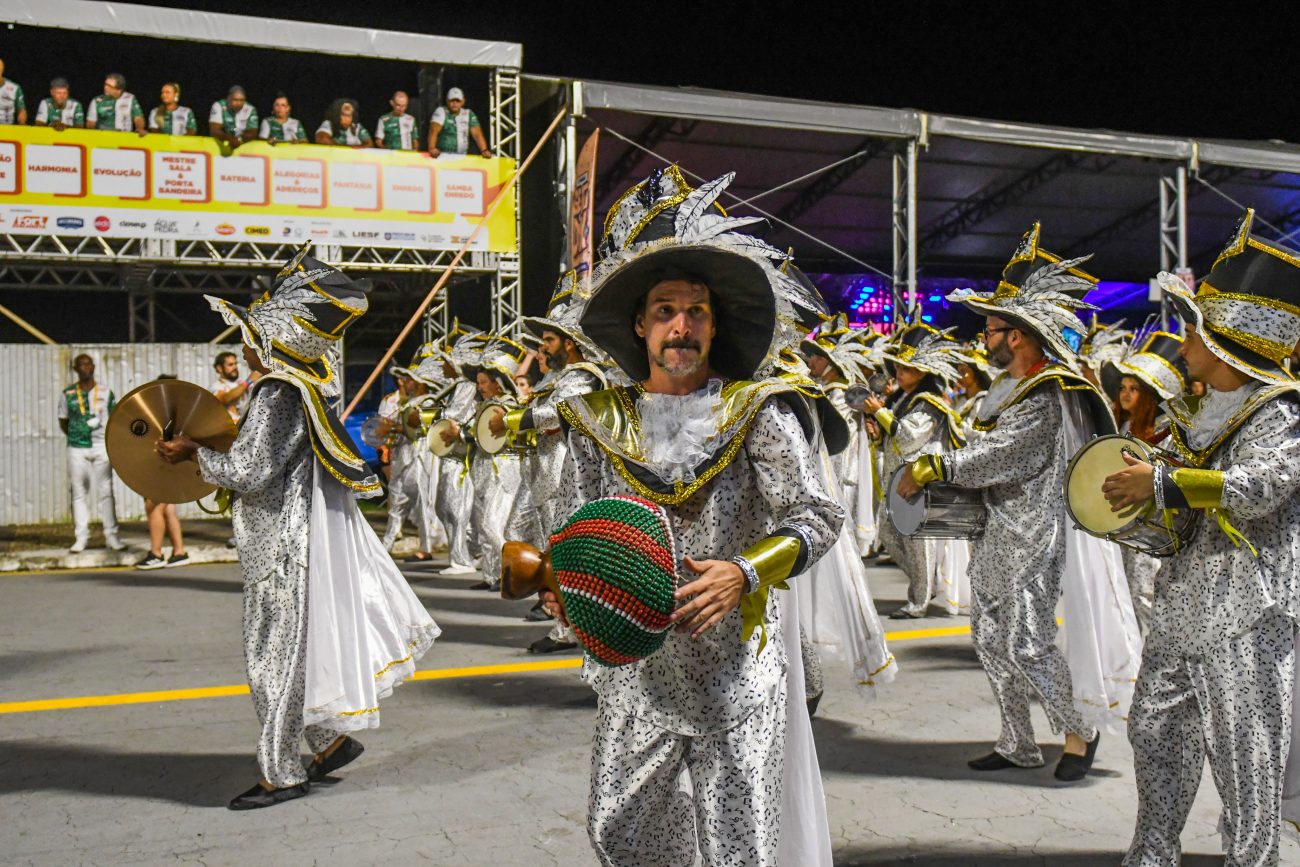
left=427, top=418, right=466, bottom=459
left=1064, top=435, right=1197, bottom=557
left=473, top=400, right=515, bottom=455
left=886, top=464, right=985, bottom=539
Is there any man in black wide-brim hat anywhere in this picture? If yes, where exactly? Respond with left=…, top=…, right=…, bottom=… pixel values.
left=545, top=168, right=844, bottom=865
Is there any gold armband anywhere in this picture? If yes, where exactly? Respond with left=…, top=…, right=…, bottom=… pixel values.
left=873, top=408, right=897, bottom=436
left=1169, top=468, right=1225, bottom=509
left=910, top=454, right=945, bottom=487
left=504, top=407, right=528, bottom=433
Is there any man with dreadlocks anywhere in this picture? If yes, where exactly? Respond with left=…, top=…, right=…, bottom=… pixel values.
left=545, top=168, right=843, bottom=866
left=899, top=224, right=1140, bottom=782
left=866, top=322, right=968, bottom=619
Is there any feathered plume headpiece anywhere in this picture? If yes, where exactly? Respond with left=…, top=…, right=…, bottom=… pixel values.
left=946, top=223, right=1098, bottom=368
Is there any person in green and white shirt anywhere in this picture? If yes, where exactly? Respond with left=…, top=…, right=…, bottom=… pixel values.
left=0, top=58, right=27, bottom=125
left=57, top=353, right=123, bottom=553
left=375, top=90, right=418, bottom=151
left=148, top=81, right=197, bottom=136
left=34, top=77, right=84, bottom=130
left=427, top=87, right=490, bottom=157
left=209, top=85, right=258, bottom=148
left=315, top=98, right=371, bottom=148
left=87, top=72, right=145, bottom=135
left=258, top=93, right=307, bottom=144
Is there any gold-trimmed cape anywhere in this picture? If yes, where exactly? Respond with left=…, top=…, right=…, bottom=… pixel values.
left=258, top=372, right=382, bottom=496
left=969, top=364, right=1116, bottom=436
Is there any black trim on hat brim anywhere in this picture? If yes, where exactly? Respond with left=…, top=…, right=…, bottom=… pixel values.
left=580, top=245, right=776, bottom=382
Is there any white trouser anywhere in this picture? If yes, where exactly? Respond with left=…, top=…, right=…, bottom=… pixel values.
left=68, top=445, right=118, bottom=542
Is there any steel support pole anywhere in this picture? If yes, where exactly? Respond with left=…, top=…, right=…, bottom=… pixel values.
left=1157, top=165, right=1188, bottom=328
left=891, top=140, right=918, bottom=329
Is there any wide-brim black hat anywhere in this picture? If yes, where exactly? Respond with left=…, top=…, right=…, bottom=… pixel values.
left=580, top=244, right=776, bottom=382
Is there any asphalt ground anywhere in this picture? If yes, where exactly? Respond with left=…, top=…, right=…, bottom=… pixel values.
left=2, top=557, right=1294, bottom=866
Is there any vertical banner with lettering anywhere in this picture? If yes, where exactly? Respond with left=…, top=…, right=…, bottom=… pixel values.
left=568, top=129, right=599, bottom=286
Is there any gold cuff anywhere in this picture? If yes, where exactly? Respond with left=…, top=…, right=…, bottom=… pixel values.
left=1169, top=468, right=1225, bottom=509
left=910, top=454, right=944, bottom=487
left=739, top=534, right=802, bottom=591
left=874, top=408, right=896, bottom=432
left=504, top=407, right=527, bottom=433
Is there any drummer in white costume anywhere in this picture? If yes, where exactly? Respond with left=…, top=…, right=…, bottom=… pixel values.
left=156, top=246, right=438, bottom=809
left=867, top=322, right=968, bottom=619
left=380, top=348, right=447, bottom=559
left=1103, top=212, right=1300, bottom=867
left=899, top=224, right=1138, bottom=781
left=1104, top=330, right=1187, bottom=639
left=500, top=272, right=609, bottom=653
left=464, top=336, right=529, bottom=591
left=432, top=329, right=486, bottom=576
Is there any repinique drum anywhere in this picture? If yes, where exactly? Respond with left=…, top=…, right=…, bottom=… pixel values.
left=886, top=464, right=985, bottom=539
left=1064, top=435, right=1197, bottom=557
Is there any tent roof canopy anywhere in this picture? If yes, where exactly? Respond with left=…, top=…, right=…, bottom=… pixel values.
left=575, top=79, right=1300, bottom=282
left=0, top=0, right=523, bottom=67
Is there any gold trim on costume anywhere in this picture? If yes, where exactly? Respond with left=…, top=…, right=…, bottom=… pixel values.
left=1169, top=468, right=1225, bottom=509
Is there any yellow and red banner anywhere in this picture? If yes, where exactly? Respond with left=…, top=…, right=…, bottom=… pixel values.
left=0, top=126, right=517, bottom=252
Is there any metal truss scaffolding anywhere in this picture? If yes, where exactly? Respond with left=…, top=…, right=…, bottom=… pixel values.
left=487, top=67, right=525, bottom=337
left=892, top=141, right=917, bottom=324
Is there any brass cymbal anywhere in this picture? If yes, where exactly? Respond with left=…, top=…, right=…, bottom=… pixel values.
left=106, top=380, right=237, bottom=504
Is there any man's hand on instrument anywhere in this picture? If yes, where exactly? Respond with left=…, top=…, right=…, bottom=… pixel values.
left=156, top=433, right=200, bottom=464
left=896, top=469, right=923, bottom=500
left=1102, top=451, right=1155, bottom=511
left=487, top=409, right=506, bottom=437
left=376, top=418, right=395, bottom=436
left=439, top=422, right=459, bottom=445
left=539, top=589, right=568, bottom=626
left=671, top=557, right=745, bottom=639
left=863, top=395, right=886, bottom=414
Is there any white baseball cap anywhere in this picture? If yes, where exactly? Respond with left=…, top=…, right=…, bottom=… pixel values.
left=446, top=87, right=465, bottom=102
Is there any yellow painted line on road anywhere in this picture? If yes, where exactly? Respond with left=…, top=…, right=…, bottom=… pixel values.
left=0, top=624, right=969, bottom=716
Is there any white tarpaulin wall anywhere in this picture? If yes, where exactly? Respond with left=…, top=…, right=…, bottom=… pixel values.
left=1, top=343, right=242, bottom=525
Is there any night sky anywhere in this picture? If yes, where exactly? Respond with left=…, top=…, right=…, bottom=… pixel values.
left=3, top=2, right=1295, bottom=145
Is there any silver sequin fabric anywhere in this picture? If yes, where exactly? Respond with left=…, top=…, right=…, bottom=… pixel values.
left=558, top=394, right=843, bottom=736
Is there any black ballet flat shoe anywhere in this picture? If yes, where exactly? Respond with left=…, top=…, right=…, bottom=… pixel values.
left=528, top=636, right=578, bottom=654
left=307, top=736, right=365, bottom=783
left=1054, top=732, right=1101, bottom=782
left=967, top=752, right=1032, bottom=772
left=524, top=602, right=554, bottom=623
left=228, top=781, right=309, bottom=810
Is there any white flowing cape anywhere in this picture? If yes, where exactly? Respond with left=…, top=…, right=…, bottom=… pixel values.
left=780, top=583, right=834, bottom=866
left=1057, top=392, right=1143, bottom=732
left=305, top=461, right=441, bottom=730
left=800, top=448, right=899, bottom=697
